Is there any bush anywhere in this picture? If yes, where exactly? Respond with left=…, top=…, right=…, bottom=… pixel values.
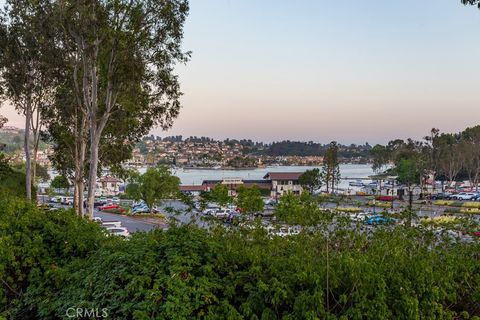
left=367, top=200, right=392, bottom=208
left=0, top=197, right=107, bottom=318
left=1, top=197, right=480, bottom=319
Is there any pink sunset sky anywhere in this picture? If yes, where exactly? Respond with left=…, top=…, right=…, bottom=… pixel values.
left=2, top=0, right=480, bottom=144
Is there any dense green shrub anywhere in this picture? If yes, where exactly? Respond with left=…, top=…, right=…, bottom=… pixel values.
left=1, top=196, right=479, bottom=319
left=0, top=197, right=107, bottom=318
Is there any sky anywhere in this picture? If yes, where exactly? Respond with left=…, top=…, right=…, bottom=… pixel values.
left=2, top=0, right=480, bottom=144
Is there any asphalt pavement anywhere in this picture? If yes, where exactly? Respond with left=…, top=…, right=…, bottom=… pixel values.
left=94, top=210, right=163, bottom=232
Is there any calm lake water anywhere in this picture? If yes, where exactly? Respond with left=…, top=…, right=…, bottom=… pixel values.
left=167, top=164, right=375, bottom=189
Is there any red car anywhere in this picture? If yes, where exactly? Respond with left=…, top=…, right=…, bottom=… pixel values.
left=472, top=231, right=480, bottom=237
left=98, top=204, right=120, bottom=211
left=375, top=195, right=396, bottom=202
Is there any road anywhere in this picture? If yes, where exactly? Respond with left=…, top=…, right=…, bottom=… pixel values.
left=94, top=210, right=164, bottom=232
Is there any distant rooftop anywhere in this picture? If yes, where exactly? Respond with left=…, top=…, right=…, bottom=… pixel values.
left=263, top=172, right=303, bottom=180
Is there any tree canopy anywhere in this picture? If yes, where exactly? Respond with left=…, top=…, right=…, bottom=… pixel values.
left=235, top=186, right=264, bottom=214
left=126, top=166, right=180, bottom=212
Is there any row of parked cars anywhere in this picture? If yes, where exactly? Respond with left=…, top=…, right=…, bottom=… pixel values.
left=50, top=196, right=123, bottom=207
left=431, top=192, right=480, bottom=201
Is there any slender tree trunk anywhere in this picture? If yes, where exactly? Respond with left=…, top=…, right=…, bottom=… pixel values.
left=73, top=179, right=79, bottom=213
left=24, top=102, right=32, bottom=200
left=31, top=107, right=41, bottom=184
left=74, top=119, right=87, bottom=216
left=87, top=134, right=100, bottom=219
left=77, top=139, right=87, bottom=216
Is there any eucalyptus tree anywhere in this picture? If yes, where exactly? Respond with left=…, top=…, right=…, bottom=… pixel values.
left=435, top=133, right=463, bottom=187
left=322, top=141, right=340, bottom=193
left=370, top=144, right=390, bottom=173
left=44, top=72, right=153, bottom=216
left=0, top=0, right=57, bottom=199
left=460, top=126, right=480, bottom=191
left=53, top=0, right=190, bottom=217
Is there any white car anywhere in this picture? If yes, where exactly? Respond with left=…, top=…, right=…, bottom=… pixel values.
left=65, top=197, right=74, bottom=205
left=453, top=192, right=478, bottom=200
left=50, top=196, right=62, bottom=203
left=92, top=217, right=103, bottom=223
left=210, top=208, right=233, bottom=218
left=102, top=221, right=122, bottom=228
left=349, top=212, right=370, bottom=222
left=106, top=226, right=130, bottom=238
left=202, top=204, right=220, bottom=215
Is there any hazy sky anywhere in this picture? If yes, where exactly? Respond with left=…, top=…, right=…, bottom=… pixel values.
left=2, top=0, right=480, bottom=144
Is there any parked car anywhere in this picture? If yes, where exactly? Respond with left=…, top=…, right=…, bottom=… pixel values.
left=471, top=231, right=480, bottom=237
left=105, top=226, right=130, bottom=238
left=365, top=215, right=396, bottom=225
left=254, top=207, right=275, bottom=218
left=202, top=204, right=220, bottom=215
left=92, top=217, right=103, bottom=223
left=430, top=193, right=451, bottom=200
left=94, top=200, right=106, bottom=207
left=263, top=198, right=277, bottom=206
left=350, top=212, right=370, bottom=222
left=64, top=196, right=74, bottom=206
left=49, top=196, right=62, bottom=203
left=209, top=208, right=233, bottom=218
left=101, top=221, right=122, bottom=228
left=453, top=192, right=478, bottom=201
left=132, top=205, right=150, bottom=214
left=98, top=204, right=120, bottom=211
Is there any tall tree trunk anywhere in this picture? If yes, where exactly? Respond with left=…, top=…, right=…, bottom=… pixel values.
left=31, top=107, right=41, bottom=184
left=24, top=102, right=32, bottom=200
left=86, top=135, right=100, bottom=219
left=74, top=117, right=87, bottom=216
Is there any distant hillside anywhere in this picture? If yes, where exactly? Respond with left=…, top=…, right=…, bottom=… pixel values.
left=0, top=127, right=24, bottom=153
left=0, top=127, right=48, bottom=154
left=264, top=140, right=372, bottom=159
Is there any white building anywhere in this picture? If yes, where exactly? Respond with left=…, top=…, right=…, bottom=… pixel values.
left=263, top=172, right=303, bottom=198
left=96, top=176, right=123, bottom=196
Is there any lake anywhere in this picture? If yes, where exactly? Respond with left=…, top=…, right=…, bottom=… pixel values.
left=166, top=164, right=375, bottom=189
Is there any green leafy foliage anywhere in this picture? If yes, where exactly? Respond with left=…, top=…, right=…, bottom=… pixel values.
left=126, top=166, right=180, bottom=211
left=50, top=175, right=70, bottom=190
left=275, top=192, right=332, bottom=226
left=201, top=184, right=232, bottom=207
left=235, top=186, right=264, bottom=214
left=1, top=196, right=480, bottom=318
left=299, top=168, right=322, bottom=193
left=0, top=197, right=107, bottom=318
